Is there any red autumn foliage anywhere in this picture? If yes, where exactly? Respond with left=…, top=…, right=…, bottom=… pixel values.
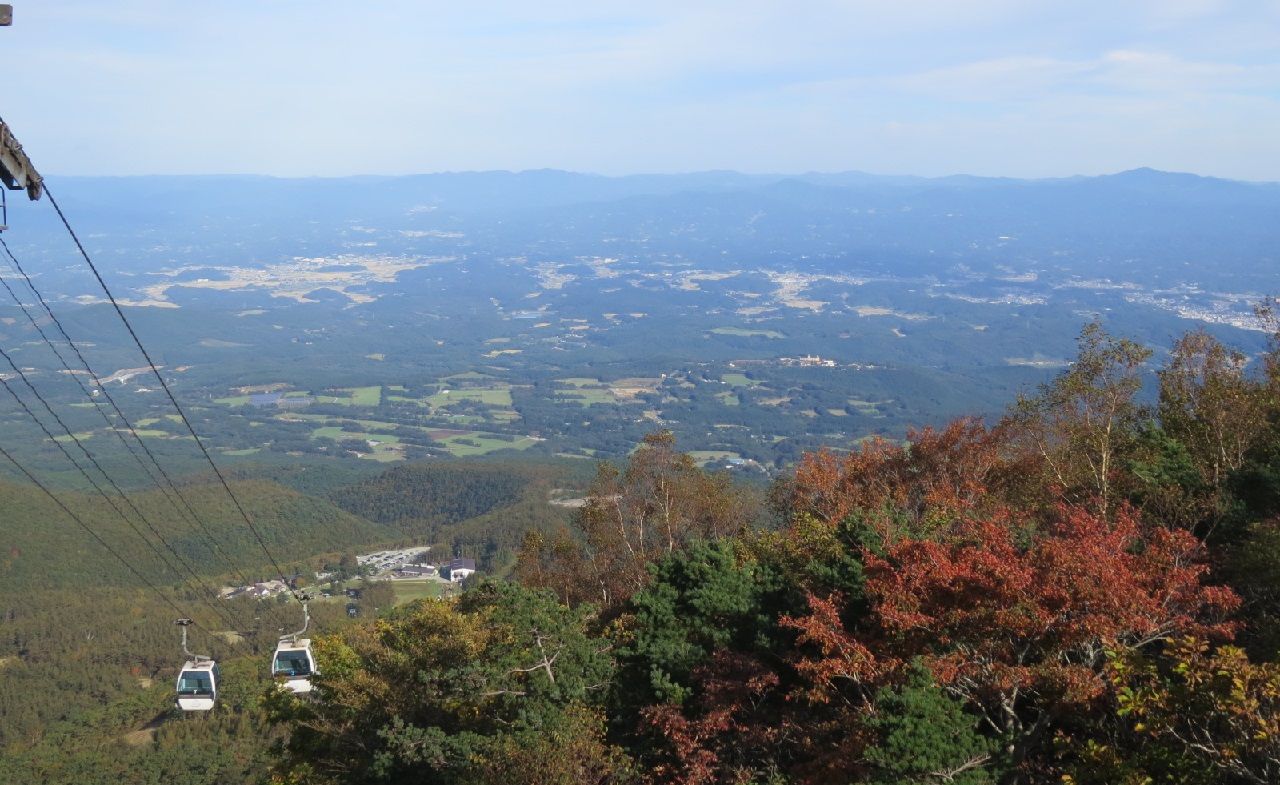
left=640, top=651, right=786, bottom=785
left=782, top=502, right=1240, bottom=760
left=782, top=591, right=880, bottom=704
left=786, top=417, right=1011, bottom=528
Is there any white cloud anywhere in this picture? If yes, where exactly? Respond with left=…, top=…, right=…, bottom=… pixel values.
left=2, top=1, right=1277, bottom=178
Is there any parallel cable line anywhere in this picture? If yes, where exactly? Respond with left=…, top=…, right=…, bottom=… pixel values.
left=0, top=354, right=243, bottom=634
left=0, top=270, right=262, bottom=641
left=0, top=242, right=296, bottom=649
left=0, top=238, right=257, bottom=591
left=43, top=184, right=303, bottom=601
left=0, top=440, right=227, bottom=646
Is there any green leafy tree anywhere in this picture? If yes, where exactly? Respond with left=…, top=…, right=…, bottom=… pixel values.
left=1127, top=424, right=1213, bottom=534
left=621, top=539, right=792, bottom=706
left=1006, top=322, right=1152, bottom=515
left=1158, top=329, right=1265, bottom=491
left=1101, top=638, right=1280, bottom=785
left=865, top=661, right=999, bottom=785
left=271, top=581, right=626, bottom=784
left=1222, top=519, right=1280, bottom=658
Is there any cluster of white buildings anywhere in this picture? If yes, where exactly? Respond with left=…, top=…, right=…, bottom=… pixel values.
left=394, top=558, right=476, bottom=582
left=356, top=548, right=477, bottom=583
left=356, top=547, right=429, bottom=574
left=220, top=579, right=291, bottom=600
left=781, top=354, right=837, bottom=367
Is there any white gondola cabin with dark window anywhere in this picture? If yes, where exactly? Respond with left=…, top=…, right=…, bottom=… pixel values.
left=173, top=619, right=219, bottom=711
left=175, top=660, right=220, bottom=711
left=272, top=597, right=318, bottom=694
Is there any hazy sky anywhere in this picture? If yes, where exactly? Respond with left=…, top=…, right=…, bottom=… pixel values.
left=3, top=1, right=1278, bottom=179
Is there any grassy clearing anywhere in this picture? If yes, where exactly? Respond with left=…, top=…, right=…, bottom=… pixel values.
left=214, top=395, right=251, bottom=406
left=310, top=426, right=406, bottom=461
left=387, top=394, right=430, bottom=407
left=556, top=377, right=602, bottom=387
left=314, top=394, right=351, bottom=405
left=53, top=431, right=95, bottom=443
left=721, top=373, right=763, bottom=387
left=275, top=413, right=329, bottom=422
left=427, top=388, right=513, bottom=407
left=436, top=432, right=539, bottom=456
left=440, top=414, right=486, bottom=424
left=556, top=389, right=615, bottom=406
left=348, top=386, right=382, bottom=406
left=311, top=426, right=401, bottom=444
left=688, top=450, right=741, bottom=465
left=711, top=326, right=784, bottom=339
left=314, top=386, right=382, bottom=406
left=306, top=421, right=534, bottom=458
left=221, top=447, right=262, bottom=456
left=199, top=338, right=249, bottom=348
left=716, top=391, right=740, bottom=406
left=392, top=580, right=447, bottom=605
left=285, top=415, right=398, bottom=430
left=847, top=398, right=890, bottom=416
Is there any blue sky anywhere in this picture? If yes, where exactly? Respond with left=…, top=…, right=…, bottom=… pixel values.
left=3, top=1, right=1278, bottom=178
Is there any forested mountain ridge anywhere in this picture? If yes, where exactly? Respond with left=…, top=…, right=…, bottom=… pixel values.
left=326, top=462, right=542, bottom=528
left=0, top=477, right=385, bottom=589
left=324, top=460, right=580, bottom=571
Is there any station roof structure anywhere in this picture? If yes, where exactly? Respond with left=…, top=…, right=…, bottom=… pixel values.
left=0, top=119, right=43, bottom=201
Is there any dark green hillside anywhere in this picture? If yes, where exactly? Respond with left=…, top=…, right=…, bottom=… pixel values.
left=326, top=460, right=583, bottom=570
left=0, top=478, right=389, bottom=590
left=326, top=462, right=533, bottom=527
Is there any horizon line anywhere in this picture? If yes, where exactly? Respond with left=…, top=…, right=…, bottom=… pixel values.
left=38, top=166, right=1277, bottom=186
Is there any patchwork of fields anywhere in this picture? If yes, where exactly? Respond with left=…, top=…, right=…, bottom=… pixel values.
left=211, top=379, right=544, bottom=461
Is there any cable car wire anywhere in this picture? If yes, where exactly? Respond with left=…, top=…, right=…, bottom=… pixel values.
left=0, top=237, right=258, bottom=591
left=42, top=184, right=304, bottom=602
left=0, top=356, right=243, bottom=633
left=0, top=125, right=287, bottom=663
left=0, top=237, right=293, bottom=646
left=0, top=439, right=220, bottom=637
left=0, top=269, right=262, bottom=642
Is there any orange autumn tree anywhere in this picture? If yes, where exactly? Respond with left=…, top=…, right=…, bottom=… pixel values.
left=782, top=417, right=1018, bottom=532
left=783, top=503, right=1240, bottom=772
left=517, top=431, right=753, bottom=610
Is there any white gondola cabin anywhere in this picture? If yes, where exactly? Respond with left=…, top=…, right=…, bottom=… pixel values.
left=175, top=659, right=219, bottom=711
left=272, top=638, right=317, bottom=693
left=272, top=598, right=317, bottom=694
left=173, top=618, right=218, bottom=711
